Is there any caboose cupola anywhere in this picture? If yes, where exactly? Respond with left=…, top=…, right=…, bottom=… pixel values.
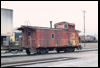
left=54, top=21, right=75, bottom=31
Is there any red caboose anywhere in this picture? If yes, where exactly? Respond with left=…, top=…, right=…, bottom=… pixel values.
left=17, top=21, right=82, bottom=55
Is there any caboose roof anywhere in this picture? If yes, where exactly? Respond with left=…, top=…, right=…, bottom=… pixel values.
left=54, top=21, right=75, bottom=26
left=17, top=25, right=80, bottom=32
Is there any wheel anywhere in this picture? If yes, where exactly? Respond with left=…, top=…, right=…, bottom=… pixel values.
left=36, top=49, right=41, bottom=54
left=26, top=49, right=30, bottom=55
left=37, top=52, right=41, bottom=54
left=69, top=48, right=74, bottom=52
left=64, top=48, right=67, bottom=53
left=72, top=48, right=75, bottom=52
left=20, top=50, right=23, bottom=52
left=45, top=49, right=49, bottom=54
left=69, top=48, right=75, bottom=52
left=45, top=51, right=48, bottom=53
left=40, top=49, right=46, bottom=54
left=66, top=48, right=70, bottom=52
left=57, top=50, right=60, bottom=53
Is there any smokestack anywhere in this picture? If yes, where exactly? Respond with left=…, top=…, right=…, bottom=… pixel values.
left=50, top=21, right=52, bottom=28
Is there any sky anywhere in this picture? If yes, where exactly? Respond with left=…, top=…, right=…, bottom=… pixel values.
left=1, top=1, right=98, bottom=37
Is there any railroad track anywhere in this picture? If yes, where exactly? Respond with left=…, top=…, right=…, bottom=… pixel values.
left=1, top=57, right=78, bottom=67
left=1, top=48, right=98, bottom=58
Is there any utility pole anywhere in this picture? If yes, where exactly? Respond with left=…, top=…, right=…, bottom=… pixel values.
left=82, top=10, right=86, bottom=47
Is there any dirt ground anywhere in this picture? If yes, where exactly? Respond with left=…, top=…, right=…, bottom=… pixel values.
left=79, top=43, right=98, bottom=48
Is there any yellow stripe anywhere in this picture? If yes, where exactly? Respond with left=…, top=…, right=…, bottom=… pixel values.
left=19, top=36, right=22, bottom=38
left=3, top=41, right=6, bottom=43
left=15, top=42, right=20, bottom=43
left=11, top=33, right=15, bottom=42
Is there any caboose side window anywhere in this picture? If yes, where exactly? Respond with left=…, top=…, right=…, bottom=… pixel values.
left=64, top=24, right=67, bottom=28
left=51, top=34, right=54, bottom=39
left=69, top=25, right=74, bottom=29
left=28, top=31, right=30, bottom=36
left=55, top=25, right=57, bottom=29
left=59, top=35, right=61, bottom=39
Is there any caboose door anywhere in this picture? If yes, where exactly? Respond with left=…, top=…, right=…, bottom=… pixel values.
left=69, top=32, right=75, bottom=46
left=23, top=27, right=28, bottom=46
left=67, top=32, right=72, bottom=46
left=30, top=29, right=36, bottom=53
left=70, top=32, right=78, bottom=46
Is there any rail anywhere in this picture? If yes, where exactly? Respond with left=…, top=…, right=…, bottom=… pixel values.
left=1, top=48, right=98, bottom=58
left=1, top=57, right=77, bottom=67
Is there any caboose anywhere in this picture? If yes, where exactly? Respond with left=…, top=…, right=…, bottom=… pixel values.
left=17, top=21, right=82, bottom=55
